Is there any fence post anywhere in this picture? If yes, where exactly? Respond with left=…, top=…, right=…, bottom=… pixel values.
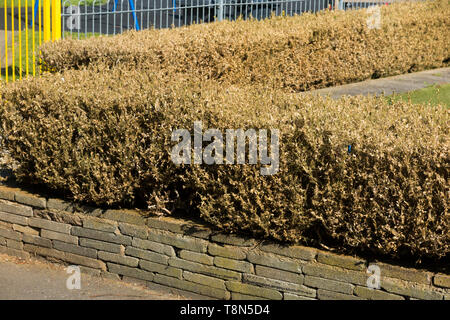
left=52, top=0, right=62, bottom=41
left=43, top=0, right=51, bottom=42
left=217, top=0, right=224, bottom=21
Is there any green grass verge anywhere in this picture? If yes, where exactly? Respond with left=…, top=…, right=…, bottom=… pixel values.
left=387, top=84, right=450, bottom=108
left=2, top=28, right=98, bottom=80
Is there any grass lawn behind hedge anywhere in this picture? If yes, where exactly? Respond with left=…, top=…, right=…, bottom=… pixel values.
left=387, top=84, right=450, bottom=108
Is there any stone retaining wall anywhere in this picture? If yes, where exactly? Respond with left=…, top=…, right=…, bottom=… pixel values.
left=0, top=184, right=448, bottom=300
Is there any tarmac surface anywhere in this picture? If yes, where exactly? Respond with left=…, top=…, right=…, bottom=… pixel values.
left=0, top=253, right=190, bottom=299
left=306, top=67, right=450, bottom=98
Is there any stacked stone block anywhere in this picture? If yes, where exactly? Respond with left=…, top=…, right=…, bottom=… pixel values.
left=0, top=185, right=448, bottom=300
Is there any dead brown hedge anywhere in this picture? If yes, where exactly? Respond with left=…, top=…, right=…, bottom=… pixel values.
left=40, top=0, right=450, bottom=92
left=0, top=67, right=448, bottom=261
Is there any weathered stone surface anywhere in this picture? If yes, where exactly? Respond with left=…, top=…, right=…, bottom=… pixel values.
left=146, top=281, right=213, bottom=300
left=71, top=226, right=132, bottom=245
left=41, top=229, right=78, bottom=245
left=79, top=266, right=102, bottom=277
left=246, top=250, right=302, bottom=273
left=226, top=281, right=282, bottom=300
left=0, top=228, right=22, bottom=241
left=208, top=243, right=246, bottom=260
left=0, top=221, right=12, bottom=230
left=101, top=272, right=121, bottom=281
left=0, top=200, right=33, bottom=217
left=317, top=252, right=366, bottom=271
left=377, top=262, right=432, bottom=285
left=125, top=246, right=169, bottom=265
left=354, top=286, right=404, bottom=300
left=132, top=238, right=175, bottom=257
left=34, top=210, right=83, bottom=226
left=146, top=217, right=212, bottom=239
left=119, top=223, right=148, bottom=239
left=83, top=217, right=118, bottom=233
left=80, top=238, right=124, bottom=254
left=283, top=293, right=316, bottom=300
left=12, top=224, right=39, bottom=236
left=211, top=233, right=255, bottom=247
left=122, top=276, right=147, bottom=286
left=183, top=271, right=226, bottom=290
left=53, top=240, right=97, bottom=259
left=148, top=229, right=208, bottom=253
left=255, top=265, right=304, bottom=285
left=29, top=218, right=71, bottom=234
left=317, top=289, right=363, bottom=300
left=98, top=251, right=139, bottom=267
left=139, top=260, right=182, bottom=279
left=304, top=275, right=354, bottom=295
left=23, top=244, right=106, bottom=270
left=433, top=274, right=450, bottom=289
left=303, top=263, right=367, bottom=286
left=179, top=250, right=214, bottom=266
left=73, top=204, right=103, bottom=217
left=214, top=256, right=254, bottom=273
left=381, top=277, right=444, bottom=300
left=154, top=274, right=230, bottom=300
left=0, top=187, right=15, bottom=201
left=15, top=191, right=46, bottom=209
left=0, top=245, right=30, bottom=259
left=231, top=293, right=268, bottom=300
left=147, top=217, right=188, bottom=234
left=169, top=257, right=242, bottom=281
left=103, top=209, right=146, bottom=225
left=243, top=274, right=314, bottom=296
left=22, top=234, right=52, bottom=248
left=0, top=211, right=28, bottom=226
left=260, top=242, right=317, bottom=261
left=47, top=198, right=74, bottom=213
left=0, top=236, right=6, bottom=246
left=107, top=262, right=154, bottom=281
left=6, top=239, right=23, bottom=250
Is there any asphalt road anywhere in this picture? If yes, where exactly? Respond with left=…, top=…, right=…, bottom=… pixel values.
left=0, top=253, right=189, bottom=300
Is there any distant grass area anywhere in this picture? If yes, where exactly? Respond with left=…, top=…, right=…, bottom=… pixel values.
left=1, top=28, right=98, bottom=81
left=387, top=84, right=450, bottom=107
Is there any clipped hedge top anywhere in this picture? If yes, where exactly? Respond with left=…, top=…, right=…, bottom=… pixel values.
left=40, top=0, right=450, bottom=91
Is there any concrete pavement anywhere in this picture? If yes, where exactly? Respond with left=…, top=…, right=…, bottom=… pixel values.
left=305, top=67, right=450, bottom=98
left=0, top=253, right=190, bottom=299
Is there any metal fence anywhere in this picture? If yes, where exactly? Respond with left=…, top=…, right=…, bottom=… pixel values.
left=60, top=0, right=397, bottom=38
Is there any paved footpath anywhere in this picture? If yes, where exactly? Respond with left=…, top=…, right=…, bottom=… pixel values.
left=0, top=253, right=194, bottom=300
left=306, top=67, right=450, bottom=98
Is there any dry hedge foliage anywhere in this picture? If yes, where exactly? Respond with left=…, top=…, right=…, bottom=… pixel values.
left=40, top=0, right=450, bottom=91
left=0, top=67, right=448, bottom=261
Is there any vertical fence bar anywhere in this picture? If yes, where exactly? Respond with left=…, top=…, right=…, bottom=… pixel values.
left=4, top=0, right=8, bottom=82
left=39, top=0, right=42, bottom=75
left=218, top=0, right=224, bottom=21
left=33, top=0, right=36, bottom=76
left=52, top=0, right=61, bottom=41
left=12, top=0, right=15, bottom=81
left=19, top=0, right=22, bottom=80
left=44, top=0, right=50, bottom=41
left=26, top=0, right=29, bottom=77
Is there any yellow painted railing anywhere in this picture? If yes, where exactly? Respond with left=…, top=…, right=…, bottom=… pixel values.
left=2, top=0, right=61, bottom=82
